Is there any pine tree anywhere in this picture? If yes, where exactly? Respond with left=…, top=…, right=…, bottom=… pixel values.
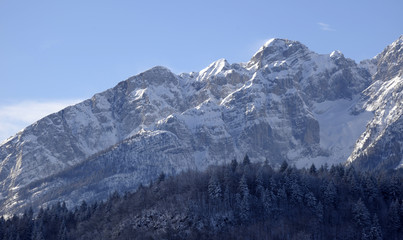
left=309, top=163, right=317, bottom=175
left=365, top=214, right=383, bottom=240
left=363, top=175, right=379, bottom=204
left=315, top=201, right=324, bottom=223
left=230, top=158, right=238, bottom=172
left=243, top=154, right=251, bottom=165
left=323, top=181, right=337, bottom=207
left=388, top=175, right=401, bottom=200
left=0, top=216, right=4, bottom=240
left=290, top=182, right=303, bottom=205
left=304, top=191, right=317, bottom=210
left=238, top=175, right=250, bottom=223
left=32, top=227, right=45, bottom=240
left=58, top=220, right=68, bottom=240
left=352, top=198, right=370, bottom=230
left=279, top=160, right=288, bottom=173
left=255, top=169, right=264, bottom=197
left=157, top=172, right=166, bottom=183
left=223, top=185, right=231, bottom=209
left=208, top=173, right=222, bottom=202
left=261, top=188, right=274, bottom=218
left=388, top=199, right=401, bottom=235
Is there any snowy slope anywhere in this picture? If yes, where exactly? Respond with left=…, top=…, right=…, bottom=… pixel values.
left=347, top=36, right=403, bottom=169
left=0, top=36, right=402, bottom=214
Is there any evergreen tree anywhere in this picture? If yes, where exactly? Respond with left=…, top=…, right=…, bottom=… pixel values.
left=388, top=199, right=401, bottom=235
left=309, top=163, right=317, bottom=175
left=57, top=220, right=68, bottom=240
left=32, top=227, right=45, bottom=240
left=223, top=185, right=231, bottom=209
left=255, top=169, right=264, bottom=197
left=304, top=191, right=317, bottom=210
left=261, top=188, right=274, bottom=218
left=238, top=175, right=250, bottom=223
left=363, top=214, right=383, bottom=240
left=157, top=172, right=166, bottom=183
left=352, top=198, right=371, bottom=230
left=323, top=181, right=337, bottom=207
left=230, top=158, right=238, bottom=172
left=315, top=201, right=324, bottom=223
left=208, top=173, right=222, bottom=202
left=0, top=216, right=4, bottom=240
left=290, top=182, right=303, bottom=205
left=242, top=154, right=251, bottom=165
left=279, top=160, right=288, bottom=173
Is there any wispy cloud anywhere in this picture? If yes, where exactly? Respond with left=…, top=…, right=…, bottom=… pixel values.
left=0, top=99, right=81, bottom=143
left=318, top=22, right=336, bottom=32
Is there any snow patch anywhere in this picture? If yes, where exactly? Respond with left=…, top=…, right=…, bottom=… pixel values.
left=313, top=98, right=373, bottom=164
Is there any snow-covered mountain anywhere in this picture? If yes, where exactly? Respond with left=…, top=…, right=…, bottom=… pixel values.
left=348, top=35, right=403, bottom=169
left=1, top=36, right=402, bottom=214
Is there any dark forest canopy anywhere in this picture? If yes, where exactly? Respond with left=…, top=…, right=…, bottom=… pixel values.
left=1, top=158, right=402, bottom=240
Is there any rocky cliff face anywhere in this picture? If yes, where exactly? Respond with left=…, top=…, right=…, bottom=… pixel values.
left=0, top=36, right=402, bottom=214
left=348, top=36, right=403, bottom=169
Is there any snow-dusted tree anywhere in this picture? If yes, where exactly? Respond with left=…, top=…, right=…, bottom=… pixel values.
left=362, top=214, right=383, bottom=240
left=238, top=175, right=250, bottom=223
left=352, top=198, right=371, bottom=230
left=323, top=181, right=337, bottom=207
left=388, top=199, right=401, bottom=235
left=309, top=163, right=317, bottom=175
left=223, top=185, right=231, bottom=209
left=208, top=173, right=222, bottom=202
left=315, top=201, right=324, bottom=223
left=279, top=160, right=288, bottom=173
left=255, top=169, right=264, bottom=197
left=261, top=188, right=275, bottom=218
left=363, top=175, right=380, bottom=204
left=57, top=220, right=68, bottom=240
left=242, top=154, right=251, bottom=165
left=290, top=181, right=303, bottom=205
left=388, top=175, right=401, bottom=200
left=304, top=191, right=317, bottom=210
left=230, top=158, right=238, bottom=172
left=32, top=229, right=45, bottom=240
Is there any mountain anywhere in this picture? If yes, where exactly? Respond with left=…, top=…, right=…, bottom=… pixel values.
left=348, top=35, right=403, bottom=170
left=0, top=36, right=402, bottom=214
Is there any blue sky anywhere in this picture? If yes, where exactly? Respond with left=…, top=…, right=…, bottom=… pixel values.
left=0, top=0, right=402, bottom=141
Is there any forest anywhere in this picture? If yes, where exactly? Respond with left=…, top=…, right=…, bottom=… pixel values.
left=0, top=156, right=402, bottom=240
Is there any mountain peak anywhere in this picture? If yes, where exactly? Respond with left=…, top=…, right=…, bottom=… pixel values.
left=248, top=38, right=309, bottom=68
left=198, top=58, right=230, bottom=80
left=130, top=65, right=178, bottom=86
left=330, top=50, right=344, bottom=59
left=257, top=38, right=304, bottom=53
left=373, top=35, right=403, bottom=80
left=261, top=38, right=289, bottom=48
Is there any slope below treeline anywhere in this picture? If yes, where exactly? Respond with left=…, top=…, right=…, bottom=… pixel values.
left=1, top=159, right=402, bottom=240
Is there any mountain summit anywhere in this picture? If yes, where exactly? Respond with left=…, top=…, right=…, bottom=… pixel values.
left=1, top=36, right=402, bottom=214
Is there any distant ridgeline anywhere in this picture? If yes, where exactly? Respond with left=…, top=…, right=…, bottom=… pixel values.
left=1, top=157, right=402, bottom=240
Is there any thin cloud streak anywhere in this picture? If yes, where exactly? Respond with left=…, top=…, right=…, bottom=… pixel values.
left=0, top=99, right=81, bottom=143
left=318, top=22, right=336, bottom=32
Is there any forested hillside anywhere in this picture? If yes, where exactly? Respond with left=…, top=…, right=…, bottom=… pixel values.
left=1, top=157, right=402, bottom=240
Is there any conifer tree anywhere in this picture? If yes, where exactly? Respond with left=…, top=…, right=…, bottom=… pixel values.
left=279, top=160, right=288, bottom=173
left=352, top=198, right=371, bottom=230
left=208, top=173, right=222, bottom=202
left=243, top=154, right=251, bottom=165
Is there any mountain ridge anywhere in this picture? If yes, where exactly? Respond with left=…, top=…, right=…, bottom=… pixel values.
left=1, top=37, right=402, bottom=214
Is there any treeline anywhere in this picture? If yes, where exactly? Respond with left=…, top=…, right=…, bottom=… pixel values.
left=1, top=157, right=402, bottom=240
